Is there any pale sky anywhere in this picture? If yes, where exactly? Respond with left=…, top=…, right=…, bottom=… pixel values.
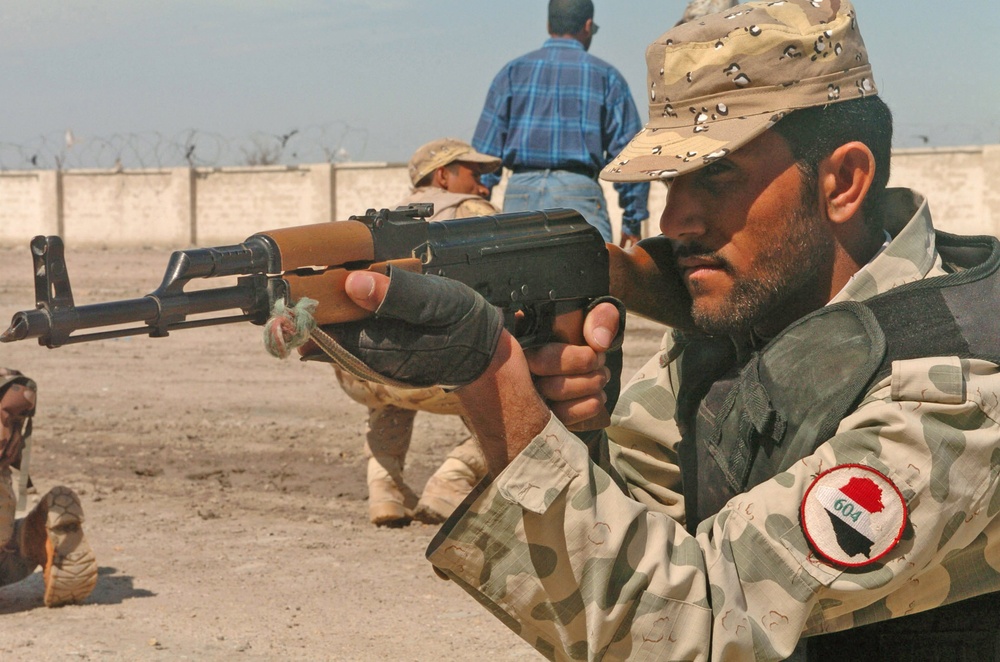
left=2, top=0, right=998, bottom=169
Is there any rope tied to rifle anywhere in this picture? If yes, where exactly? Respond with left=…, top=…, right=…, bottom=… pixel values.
left=263, top=297, right=318, bottom=359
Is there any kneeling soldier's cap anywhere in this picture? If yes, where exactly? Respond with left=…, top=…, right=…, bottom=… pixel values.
left=602, top=0, right=876, bottom=183
left=408, top=138, right=501, bottom=186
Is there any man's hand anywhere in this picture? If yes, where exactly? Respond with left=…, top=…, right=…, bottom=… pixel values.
left=524, top=301, right=622, bottom=429
left=341, top=271, right=622, bottom=475
left=335, top=267, right=504, bottom=388
left=343, top=270, right=550, bottom=474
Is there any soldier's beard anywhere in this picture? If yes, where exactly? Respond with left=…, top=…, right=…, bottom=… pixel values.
left=687, top=191, right=834, bottom=338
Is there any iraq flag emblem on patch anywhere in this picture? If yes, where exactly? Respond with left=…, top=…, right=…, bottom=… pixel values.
left=801, top=464, right=907, bottom=567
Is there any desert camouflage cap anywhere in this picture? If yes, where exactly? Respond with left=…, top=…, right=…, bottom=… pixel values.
left=408, top=138, right=501, bottom=186
left=602, top=0, right=877, bottom=183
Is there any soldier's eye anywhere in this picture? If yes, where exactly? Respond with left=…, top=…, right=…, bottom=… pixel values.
left=702, top=161, right=733, bottom=177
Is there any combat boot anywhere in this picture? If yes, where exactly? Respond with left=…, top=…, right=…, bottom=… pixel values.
left=19, top=486, right=98, bottom=607
left=368, top=455, right=419, bottom=527
left=414, top=437, right=487, bottom=524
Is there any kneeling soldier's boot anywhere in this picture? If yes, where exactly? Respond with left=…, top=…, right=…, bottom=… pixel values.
left=415, top=437, right=487, bottom=524
left=365, top=406, right=418, bottom=527
left=11, top=486, right=97, bottom=607
left=367, top=454, right=419, bottom=527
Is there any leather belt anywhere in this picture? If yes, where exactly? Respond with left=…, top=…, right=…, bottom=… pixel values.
left=511, top=165, right=598, bottom=180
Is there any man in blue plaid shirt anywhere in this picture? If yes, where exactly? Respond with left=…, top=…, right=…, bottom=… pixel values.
left=472, top=0, right=649, bottom=246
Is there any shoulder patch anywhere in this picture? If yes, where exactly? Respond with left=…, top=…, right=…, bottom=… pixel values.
left=800, top=464, right=907, bottom=568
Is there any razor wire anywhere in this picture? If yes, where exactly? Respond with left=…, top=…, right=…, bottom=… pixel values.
left=3, top=119, right=997, bottom=172
left=0, top=122, right=372, bottom=171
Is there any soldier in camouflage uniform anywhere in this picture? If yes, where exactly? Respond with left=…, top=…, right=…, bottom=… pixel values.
left=336, top=138, right=500, bottom=527
left=328, top=1, right=1000, bottom=659
left=1, top=368, right=97, bottom=607
left=399, top=137, right=501, bottom=221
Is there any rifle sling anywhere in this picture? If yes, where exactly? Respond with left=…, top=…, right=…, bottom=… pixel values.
left=307, top=326, right=415, bottom=390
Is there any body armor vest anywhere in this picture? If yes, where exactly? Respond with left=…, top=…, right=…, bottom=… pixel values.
left=673, top=231, right=1000, bottom=660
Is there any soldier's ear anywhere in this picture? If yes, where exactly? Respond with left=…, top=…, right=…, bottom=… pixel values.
left=431, top=166, right=451, bottom=190
left=818, top=142, right=876, bottom=225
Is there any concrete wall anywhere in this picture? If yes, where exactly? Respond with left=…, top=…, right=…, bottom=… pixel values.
left=61, top=168, right=189, bottom=246
left=0, top=170, right=59, bottom=240
left=887, top=145, right=1000, bottom=237
left=194, top=165, right=332, bottom=246
left=332, top=163, right=410, bottom=223
left=1, top=145, right=997, bottom=248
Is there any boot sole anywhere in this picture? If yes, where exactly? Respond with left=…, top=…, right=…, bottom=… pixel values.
left=369, top=501, right=412, bottom=527
left=413, top=495, right=456, bottom=525
left=42, top=487, right=98, bottom=607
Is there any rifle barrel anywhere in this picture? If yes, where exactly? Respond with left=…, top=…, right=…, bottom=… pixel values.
left=1, top=284, right=264, bottom=347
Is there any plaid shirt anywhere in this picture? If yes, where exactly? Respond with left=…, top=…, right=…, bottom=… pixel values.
left=473, top=38, right=649, bottom=231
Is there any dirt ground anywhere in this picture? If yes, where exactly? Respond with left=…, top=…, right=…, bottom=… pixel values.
left=0, top=244, right=668, bottom=661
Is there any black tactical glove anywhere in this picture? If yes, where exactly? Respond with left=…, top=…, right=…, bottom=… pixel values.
left=320, top=266, right=505, bottom=389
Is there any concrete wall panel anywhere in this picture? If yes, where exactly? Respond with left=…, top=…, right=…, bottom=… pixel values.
left=889, top=148, right=988, bottom=235
left=61, top=169, right=184, bottom=246
left=194, top=166, right=320, bottom=245
left=332, top=163, right=410, bottom=220
left=0, top=171, right=56, bottom=244
left=982, top=146, right=1000, bottom=238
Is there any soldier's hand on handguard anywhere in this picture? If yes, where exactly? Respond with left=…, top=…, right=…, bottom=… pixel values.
left=334, top=266, right=505, bottom=389
left=340, top=268, right=619, bottom=474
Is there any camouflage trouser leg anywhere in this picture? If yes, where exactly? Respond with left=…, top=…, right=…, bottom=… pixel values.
left=335, top=366, right=468, bottom=525
left=334, top=367, right=463, bottom=416
left=335, top=365, right=466, bottom=471
left=363, top=406, right=420, bottom=524
left=441, top=432, right=487, bottom=479
left=414, top=433, right=488, bottom=524
left=0, top=467, right=37, bottom=586
left=364, top=404, right=417, bottom=500
left=363, top=405, right=416, bottom=463
left=0, top=472, right=97, bottom=605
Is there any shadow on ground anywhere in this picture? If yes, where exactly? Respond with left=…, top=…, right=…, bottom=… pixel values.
left=0, top=565, right=154, bottom=614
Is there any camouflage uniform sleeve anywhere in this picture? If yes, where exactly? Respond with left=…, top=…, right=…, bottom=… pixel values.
left=604, top=333, right=686, bottom=521
left=454, top=198, right=500, bottom=219
left=427, top=357, right=1000, bottom=661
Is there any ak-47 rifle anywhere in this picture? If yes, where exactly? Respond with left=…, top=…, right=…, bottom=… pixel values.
left=1, top=203, right=610, bottom=353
